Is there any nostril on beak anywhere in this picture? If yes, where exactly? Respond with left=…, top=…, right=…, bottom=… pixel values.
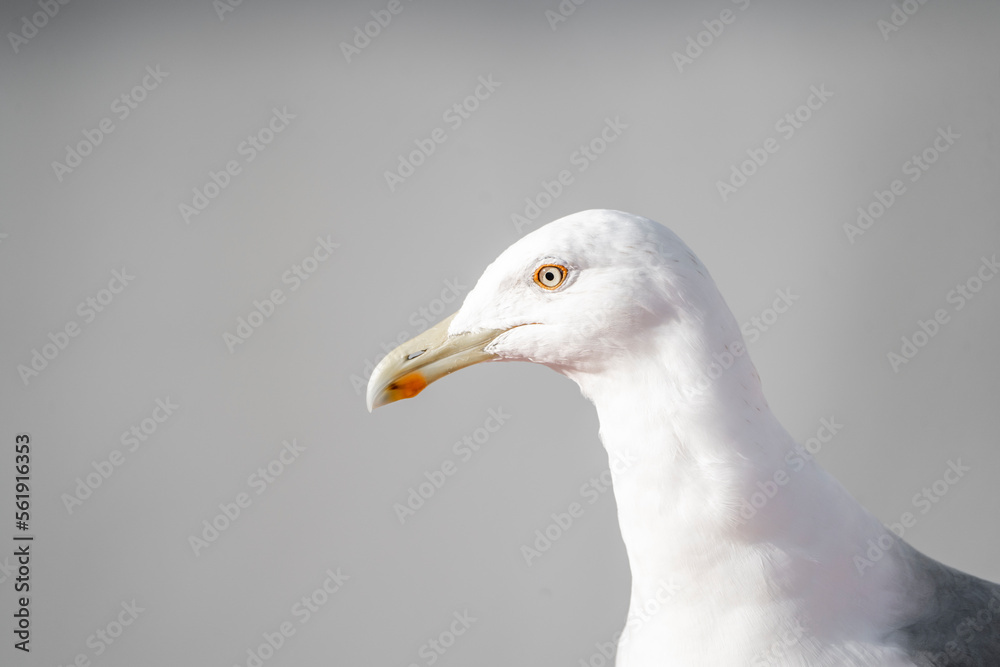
left=407, top=349, right=426, bottom=361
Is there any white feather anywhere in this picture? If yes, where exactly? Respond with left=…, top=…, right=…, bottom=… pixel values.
left=447, top=210, right=965, bottom=666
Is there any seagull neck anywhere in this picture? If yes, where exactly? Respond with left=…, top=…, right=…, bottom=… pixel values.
left=570, top=342, right=887, bottom=603
left=577, top=338, right=790, bottom=498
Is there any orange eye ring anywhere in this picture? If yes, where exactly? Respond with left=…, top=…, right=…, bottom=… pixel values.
left=533, top=264, right=567, bottom=290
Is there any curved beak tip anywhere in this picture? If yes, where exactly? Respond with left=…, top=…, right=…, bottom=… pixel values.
left=367, top=371, right=428, bottom=412
left=364, top=312, right=505, bottom=413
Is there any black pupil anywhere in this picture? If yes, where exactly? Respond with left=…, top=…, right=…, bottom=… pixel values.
left=545, top=271, right=555, bottom=281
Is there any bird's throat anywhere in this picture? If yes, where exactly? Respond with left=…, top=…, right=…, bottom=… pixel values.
left=568, top=348, right=904, bottom=661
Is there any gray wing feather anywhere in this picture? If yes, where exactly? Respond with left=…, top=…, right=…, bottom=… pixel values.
left=887, top=539, right=1000, bottom=666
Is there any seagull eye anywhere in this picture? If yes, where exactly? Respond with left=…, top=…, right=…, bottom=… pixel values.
left=533, top=264, right=567, bottom=290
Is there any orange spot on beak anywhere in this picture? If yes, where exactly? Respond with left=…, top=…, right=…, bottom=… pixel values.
left=387, top=372, right=428, bottom=400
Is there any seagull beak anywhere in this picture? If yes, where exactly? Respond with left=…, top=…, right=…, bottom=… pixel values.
left=366, top=312, right=506, bottom=412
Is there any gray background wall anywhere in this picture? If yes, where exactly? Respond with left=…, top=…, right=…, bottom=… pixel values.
left=1, top=0, right=998, bottom=665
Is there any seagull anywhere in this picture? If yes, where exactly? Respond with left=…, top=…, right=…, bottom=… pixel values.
left=366, top=209, right=1000, bottom=666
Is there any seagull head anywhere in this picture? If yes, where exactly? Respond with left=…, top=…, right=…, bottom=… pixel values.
left=367, top=209, right=743, bottom=411
left=365, top=209, right=985, bottom=667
